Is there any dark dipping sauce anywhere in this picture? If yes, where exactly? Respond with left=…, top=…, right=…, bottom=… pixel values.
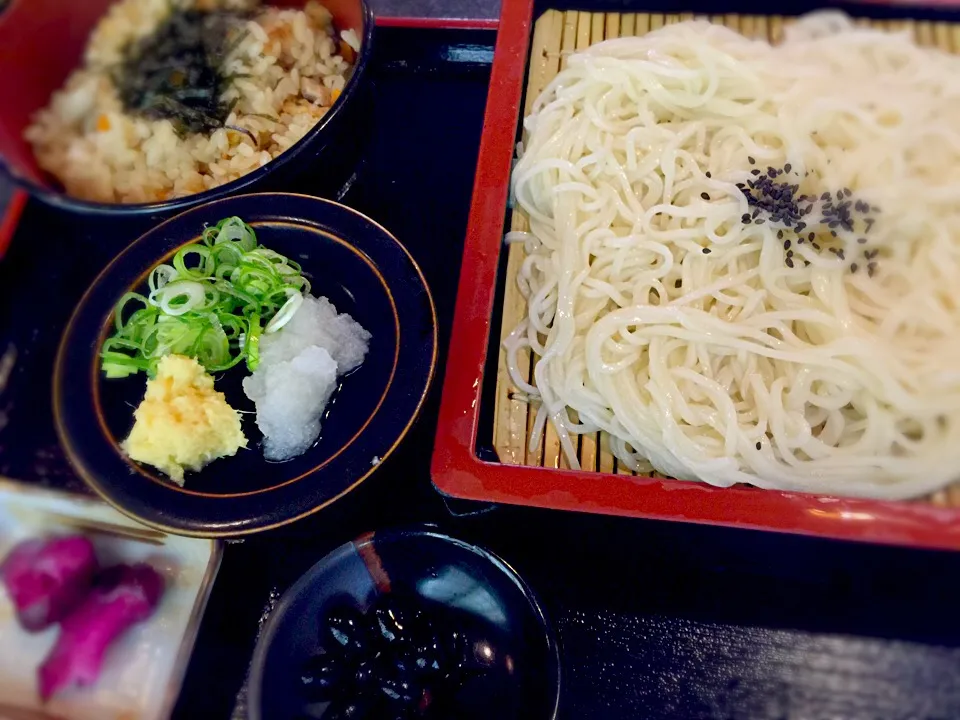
left=112, top=8, right=248, bottom=136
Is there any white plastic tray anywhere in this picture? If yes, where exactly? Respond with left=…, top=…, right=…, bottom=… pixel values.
left=0, top=479, right=220, bottom=720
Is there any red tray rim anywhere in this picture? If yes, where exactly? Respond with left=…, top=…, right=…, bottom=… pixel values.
left=376, top=16, right=499, bottom=29
left=430, top=0, right=960, bottom=551
left=0, top=189, right=26, bottom=262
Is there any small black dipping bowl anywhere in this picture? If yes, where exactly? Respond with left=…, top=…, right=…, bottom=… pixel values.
left=248, top=528, right=561, bottom=720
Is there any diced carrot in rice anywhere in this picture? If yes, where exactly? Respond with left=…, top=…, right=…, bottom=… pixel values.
left=339, top=40, right=356, bottom=64
left=183, top=174, right=205, bottom=193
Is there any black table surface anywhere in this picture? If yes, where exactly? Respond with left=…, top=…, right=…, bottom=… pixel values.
left=1, top=27, right=960, bottom=720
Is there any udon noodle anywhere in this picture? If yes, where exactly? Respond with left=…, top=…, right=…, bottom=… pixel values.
left=505, top=12, right=960, bottom=499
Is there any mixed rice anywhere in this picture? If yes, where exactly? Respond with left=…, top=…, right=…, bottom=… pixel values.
left=25, top=0, right=359, bottom=204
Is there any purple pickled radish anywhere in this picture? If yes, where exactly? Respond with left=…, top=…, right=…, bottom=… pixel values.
left=0, top=536, right=97, bottom=632
left=38, top=563, right=164, bottom=701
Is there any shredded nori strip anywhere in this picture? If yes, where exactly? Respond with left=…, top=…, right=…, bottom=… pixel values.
left=113, top=8, right=247, bottom=136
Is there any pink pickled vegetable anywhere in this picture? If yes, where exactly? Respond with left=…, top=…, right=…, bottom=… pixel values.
left=38, top=563, right=164, bottom=701
left=0, top=535, right=97, bottom=631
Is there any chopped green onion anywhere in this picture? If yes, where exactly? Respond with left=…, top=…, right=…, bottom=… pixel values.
left=150, top=280, right=209, bottom=316
left=172, top=245, right=215, bottom=279
left=245, top=312, right=262, bottom=371
left=101, top=216, right=307, bottom=377
left=265, top=292, right=303, bottom=334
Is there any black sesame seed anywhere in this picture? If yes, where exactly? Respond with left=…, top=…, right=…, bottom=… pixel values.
left=868, top=264, right=876, bottom=278
left=767, top=168, right=777, bottom=178
left=795, top=222, right=806, bottom=232
left=812, top=242, right=821, bottom=251
left=850, top=262, right=859, bottom=273
left=857, top=237, right=867, bottom=244
left=804, top=259, right=811, bottom=266
left=701, top=192, right=710, bottom=200
left=752, top=209, right=760, bottom=218
left=755, top=219, right=765, bottom=225
left=705, top=172, right=712, bottom=178
left=865, top=218, right=874, bottom=232
left=777, top=230, right=784, bottom=240
left=808, top=232, right=815, bottom=241
left=784, top=163, right=792, bottom=173
left=756, top=441, right=762, bottom=450
left=784, top=239, right=791, bottom=250
left=741, top=213, right=751, bottom=223
left=675, top=279, right=682, bottom=288
left=843, top=187, right=852, bottom=196
left=748, top=156, right=756, bottom=164
left=786, top=250, right=794, bottom=258
left=703, top=248, right=712, bottom=254
left=837, top=249, right=845, bottom=260
left=785, top=257, right=795, bottom=268
left=821, top=192, right=830, bottom=201
left=751, top=169, right=761, bottom=176
left=830, top=231, right=837, bottom=237
left=865, top=249, right=879, bottom=260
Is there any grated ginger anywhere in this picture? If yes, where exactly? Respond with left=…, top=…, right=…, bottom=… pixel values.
left=123, top=354, right=246, bottom=485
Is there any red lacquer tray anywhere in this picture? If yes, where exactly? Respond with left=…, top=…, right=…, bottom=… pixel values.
left=431, top=0, right=960, bottom=551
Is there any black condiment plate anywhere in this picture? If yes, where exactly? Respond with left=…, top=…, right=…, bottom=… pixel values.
left=54, top=194, right=437, bottom=536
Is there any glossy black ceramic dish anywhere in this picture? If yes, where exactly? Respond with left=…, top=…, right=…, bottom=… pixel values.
left=54, top=193, right=437, bottom=536
left=248, top=527, right=561, bottom=720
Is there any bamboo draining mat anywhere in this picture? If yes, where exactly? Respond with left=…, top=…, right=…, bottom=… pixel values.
left=492, top=10, right=960, bottom=507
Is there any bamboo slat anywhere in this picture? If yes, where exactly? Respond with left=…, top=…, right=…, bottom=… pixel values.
left=493, top=9, right=563, bottom=467
left=491, top=11, right=959, bottom=503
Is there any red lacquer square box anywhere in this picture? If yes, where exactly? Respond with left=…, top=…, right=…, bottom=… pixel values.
left=431, top=0, right=960, bottom=550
